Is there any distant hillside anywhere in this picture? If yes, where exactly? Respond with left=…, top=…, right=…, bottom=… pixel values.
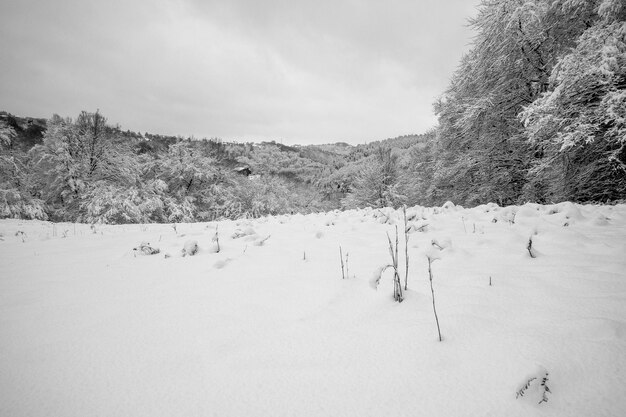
left=1, top=110, right=436, bottom=220
left=1, top=110, right=432, bottom=179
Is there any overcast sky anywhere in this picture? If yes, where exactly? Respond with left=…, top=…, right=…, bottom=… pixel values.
left=0, top=0, right=479, bottom=145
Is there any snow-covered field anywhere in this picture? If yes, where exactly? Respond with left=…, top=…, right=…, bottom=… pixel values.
left=1, top=202, right=625, bottom=416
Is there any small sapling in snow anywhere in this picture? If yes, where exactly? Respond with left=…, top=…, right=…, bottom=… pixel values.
left=212, top=225, right=220, bottom=253
left=386, top=226, right=403, bottom=302
left=369, top=227, right=403, bottom=302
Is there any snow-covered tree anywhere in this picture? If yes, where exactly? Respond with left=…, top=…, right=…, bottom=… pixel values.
left=433, top=0, right=625, bottom=204
left=0, top=120, right=47, bottom=219
left=343, top=147, right=405, bottom=209
left=521, top=2, right=626, bottom=201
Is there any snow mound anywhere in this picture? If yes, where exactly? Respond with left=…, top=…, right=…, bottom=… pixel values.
left=182, top=239, right=198, bottom=256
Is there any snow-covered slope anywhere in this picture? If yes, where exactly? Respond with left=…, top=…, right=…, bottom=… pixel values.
left=1, top=202, right=625, bottom=416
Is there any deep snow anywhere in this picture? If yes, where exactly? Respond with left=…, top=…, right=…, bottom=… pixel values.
left=1, top=202, right=625, bottom=416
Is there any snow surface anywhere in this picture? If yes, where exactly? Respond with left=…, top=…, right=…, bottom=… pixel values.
left=1, top=202, right=626, bottom=416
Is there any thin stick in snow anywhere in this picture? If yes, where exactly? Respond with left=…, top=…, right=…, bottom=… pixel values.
left=527, top=237, right=535, bottom=258
left=339, top=246, right=345, bottom=279
left=403, top=205, right=410, bottom=291
left=427, top=256, right=442, bottom=342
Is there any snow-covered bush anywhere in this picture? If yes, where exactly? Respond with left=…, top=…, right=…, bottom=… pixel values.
left=0, top=189, right=48, bottom=220
left=78, top=180, right=195, bottom=224
left=219, top=176, right=295, bottom=219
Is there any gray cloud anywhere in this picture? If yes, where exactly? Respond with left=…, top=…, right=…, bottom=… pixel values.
left=0, top=0, right=479, bottom=144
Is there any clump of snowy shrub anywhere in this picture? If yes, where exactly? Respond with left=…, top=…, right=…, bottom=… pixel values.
left=133, top=242, right=160, bottom=256
left=516, top=369, right=551, bottom=405
left=78, top=180, right=194, bottom=224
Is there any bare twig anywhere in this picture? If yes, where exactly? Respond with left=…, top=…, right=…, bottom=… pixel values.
left=254, top=235, right=272, bottom=246
left=431, top=239, right=444, bottom=250
left=372, top=264, right=393, bottom=289
left=516, top=377, right=537, bottom=399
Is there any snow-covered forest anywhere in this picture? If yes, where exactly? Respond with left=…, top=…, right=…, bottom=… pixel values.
left=1, top=0, right=625, bottom=223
